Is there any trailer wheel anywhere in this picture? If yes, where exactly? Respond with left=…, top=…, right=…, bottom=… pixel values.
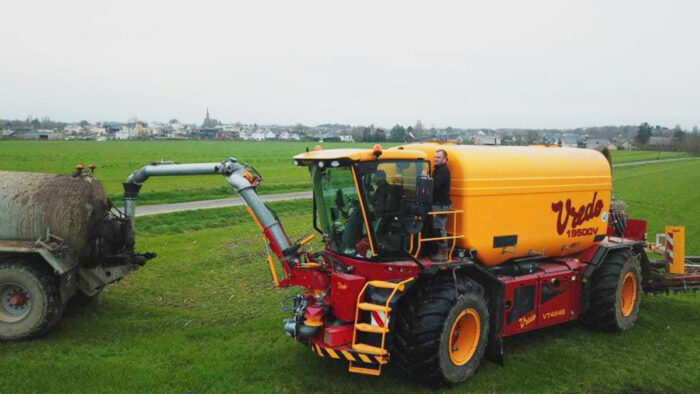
left=587, top=250, right=641, bottom=331
left=393, top=275, right=489, bottom=386
left=0, top=261, right=64, bottom=340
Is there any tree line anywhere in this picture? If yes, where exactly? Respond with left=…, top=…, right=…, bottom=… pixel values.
left=635, top=122, right=700, bottom=155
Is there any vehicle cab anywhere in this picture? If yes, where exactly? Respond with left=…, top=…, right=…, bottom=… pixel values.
left=294, top=146, right=433, bottom=261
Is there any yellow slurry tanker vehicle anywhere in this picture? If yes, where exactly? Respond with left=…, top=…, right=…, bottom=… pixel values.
left=1, top=143, right=697, bottom=386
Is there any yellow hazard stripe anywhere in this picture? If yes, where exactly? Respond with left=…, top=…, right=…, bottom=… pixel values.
left=358, top=354, right=372, bottom=363
left=313, top=344, right=387, bottom=365
left=341, top=350, right=356, bottom=361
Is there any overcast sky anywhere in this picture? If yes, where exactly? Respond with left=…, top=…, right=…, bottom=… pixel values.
left=1, top=1, right=698, bottom=129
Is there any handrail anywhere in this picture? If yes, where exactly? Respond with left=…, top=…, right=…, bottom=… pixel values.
left=411, top=209, right=464, bottom=262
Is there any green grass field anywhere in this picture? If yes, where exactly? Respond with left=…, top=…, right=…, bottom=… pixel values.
left=1, top=143, right=699, bottom=393
left=0, top=141, right=692, bottom=205
left=611, top=150, right=690, bottom=164
left=0, top=140, right=373, bottom=205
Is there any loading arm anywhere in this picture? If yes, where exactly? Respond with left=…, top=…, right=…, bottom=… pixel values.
left=123, top=157, right=292, bottom=257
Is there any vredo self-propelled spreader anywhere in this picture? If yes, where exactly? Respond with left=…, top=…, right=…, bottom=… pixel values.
left=123, top=143, right=699, bottom=386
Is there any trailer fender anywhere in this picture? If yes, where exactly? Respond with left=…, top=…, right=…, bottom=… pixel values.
left=582, top=243, right=635, bottom=279
left=0, top=241, right=76, bottom=275
left=0, top=241, right=78, bottom=303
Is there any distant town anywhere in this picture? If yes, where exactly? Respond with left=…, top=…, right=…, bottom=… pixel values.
left=2, top=109, right=699, bottom=153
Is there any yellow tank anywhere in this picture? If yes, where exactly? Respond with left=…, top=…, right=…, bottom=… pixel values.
left=395, top=143, right=612, bottom=266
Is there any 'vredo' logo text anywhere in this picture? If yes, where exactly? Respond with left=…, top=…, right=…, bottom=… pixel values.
left=551, top=192, right=604, bottom=235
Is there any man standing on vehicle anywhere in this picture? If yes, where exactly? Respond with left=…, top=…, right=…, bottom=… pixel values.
left=431, top=149, right=451, bottom=262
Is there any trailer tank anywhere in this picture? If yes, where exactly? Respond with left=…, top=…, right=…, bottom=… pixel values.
left=0, top=171, right=116, bottom=264
left=397, top=144, right=612, bottom=266
left=0, top=170, right=149, bottom=341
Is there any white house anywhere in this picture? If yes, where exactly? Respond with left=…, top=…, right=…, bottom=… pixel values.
left=264, top=129, right=277, bottom=140
left=115, top=129, right=130, bottom=140
left=250, top=129, right=266, bottom=141
left=585, top=139, right=613, bottom=149
left=474, top=135, right=501, bottom=145
left=90, top=126, right=107, bottom=136
left=64, top=124, right=86, bottom=134
left=340, top=135, right=354, bottom=142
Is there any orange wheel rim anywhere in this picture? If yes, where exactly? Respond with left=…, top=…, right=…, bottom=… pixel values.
left=448, top=308, right=481, bottom=366
left=620, top=272, right=637, bottom=317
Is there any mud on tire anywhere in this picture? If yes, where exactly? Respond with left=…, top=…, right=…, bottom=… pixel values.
left=0, top=260, right=64, bottom=340
left=587, top=250, right=641, bottom=331
left=392, top=274, right=489, bottom=386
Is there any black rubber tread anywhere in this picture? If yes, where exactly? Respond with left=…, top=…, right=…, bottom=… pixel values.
left=0, top=261, right=64, bottom=341
left=586, top=250, right=641, bottom=331
left=392, top=274, right=489, bottom=386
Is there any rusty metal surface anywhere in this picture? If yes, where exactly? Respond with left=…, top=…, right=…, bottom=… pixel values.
left=0, top=171, right=109, bottom=265
left=0, top=240, right=38, bottom=251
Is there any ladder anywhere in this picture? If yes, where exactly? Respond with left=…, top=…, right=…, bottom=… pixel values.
left=349, top=278, right=414, bottom=376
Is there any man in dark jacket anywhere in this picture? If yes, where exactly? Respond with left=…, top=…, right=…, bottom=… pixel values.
left=431, top=149, right=451, bottom=261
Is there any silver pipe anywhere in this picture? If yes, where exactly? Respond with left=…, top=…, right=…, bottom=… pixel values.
left=123, top=157, right=291, bottom=255
left=226, top=170, right=291, bottom=254
left=126, top=162, right=223, bottom=184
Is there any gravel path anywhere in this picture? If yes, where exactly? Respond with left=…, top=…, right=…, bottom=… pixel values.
left=135, top=191, right=312, bottom=217
left=612, top=157, right=697, bottom=168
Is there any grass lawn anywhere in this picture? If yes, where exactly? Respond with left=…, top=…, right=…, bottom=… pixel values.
left=0, top=140, right=375, bottom=205
left=0, top=141, right=692, bottom=205
left=1, top=151, right=698, bottom=392
left=611, top=150, right=690, bottom=164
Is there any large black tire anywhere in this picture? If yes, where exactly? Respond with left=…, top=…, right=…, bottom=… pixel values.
left=587, top=250, right=641, bottom=331
left=0, top=261, right=64, bottom=340
left=393, top=275, right=489, bottom=386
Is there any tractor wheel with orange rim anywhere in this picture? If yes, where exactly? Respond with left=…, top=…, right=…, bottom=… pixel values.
left=393, top=275, right=489, bottom=386
left=586, top=250, right=642, bottom=332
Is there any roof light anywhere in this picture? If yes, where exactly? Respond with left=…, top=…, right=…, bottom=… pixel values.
left=373, top=144, right=383, bottom=158
left=314, top=145, right=322, bottom=151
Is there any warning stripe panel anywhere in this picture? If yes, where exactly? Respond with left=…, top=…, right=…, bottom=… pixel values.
left=310, top=343, right=387, bottom=364
left=341, top=350, right=356, bottom=362
left=358, top=354, right=372, bottom=363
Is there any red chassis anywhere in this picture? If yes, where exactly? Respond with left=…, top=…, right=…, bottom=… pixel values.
left=268, top=219, right=649, bottom=367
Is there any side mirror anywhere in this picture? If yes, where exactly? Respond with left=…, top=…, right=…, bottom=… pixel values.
left=415, top=176, right=433, bottom=205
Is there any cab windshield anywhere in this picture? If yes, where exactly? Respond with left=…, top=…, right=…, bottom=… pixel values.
left=357, top=160, right=430, bottom=255
left=312, top=159, right=429, bottom=259
left=312, top=166, right=371, bottom=257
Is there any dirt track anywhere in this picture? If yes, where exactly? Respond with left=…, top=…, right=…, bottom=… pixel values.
left=135, top=191, right=312, bottom=217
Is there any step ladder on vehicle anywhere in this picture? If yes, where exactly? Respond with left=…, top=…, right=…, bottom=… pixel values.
left=349, top=278, right=414, bottom=376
